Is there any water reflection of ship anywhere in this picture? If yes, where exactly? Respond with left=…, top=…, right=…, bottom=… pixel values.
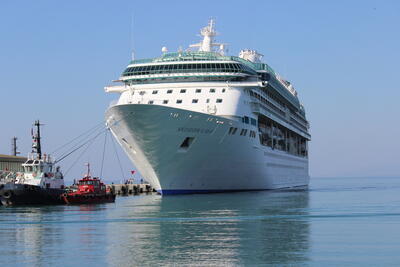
left=106, top=191, right=310, bottom=265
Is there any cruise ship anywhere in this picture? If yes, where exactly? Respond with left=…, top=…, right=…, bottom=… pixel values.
left=105, top=20, right=311, bottom=194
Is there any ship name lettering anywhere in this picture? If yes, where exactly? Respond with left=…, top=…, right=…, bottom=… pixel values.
left=177, top=127, right=212, bottom=134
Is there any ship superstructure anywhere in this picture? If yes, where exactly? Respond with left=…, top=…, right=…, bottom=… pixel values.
left=105, top=20, right=311, bottom=194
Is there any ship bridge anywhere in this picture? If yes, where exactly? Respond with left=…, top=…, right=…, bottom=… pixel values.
left=120, top=51, right=259, bottom=84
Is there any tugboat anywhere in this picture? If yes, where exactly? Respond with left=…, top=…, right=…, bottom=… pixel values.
left=0, top=121, right=65, bottom=206
left=61, top=163, right=115, bottom=205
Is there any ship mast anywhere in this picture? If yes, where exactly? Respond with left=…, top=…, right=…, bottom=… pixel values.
left=32, top=120, right=42, bottom=159
left=189, top=19, right=226, bottom=54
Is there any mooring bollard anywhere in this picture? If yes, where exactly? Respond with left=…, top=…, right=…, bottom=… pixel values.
left=106, top=183, right=156, bottom=196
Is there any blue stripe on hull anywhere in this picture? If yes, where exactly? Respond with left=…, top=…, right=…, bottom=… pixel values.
left=158, top=189, right=265, bottom=195
left=158, top=186, right=308, bottom=195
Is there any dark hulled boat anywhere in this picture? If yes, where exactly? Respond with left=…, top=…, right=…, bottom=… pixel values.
left=0, top=121, right=65, bottom=206
left=0, top=183, right=65, bottom=206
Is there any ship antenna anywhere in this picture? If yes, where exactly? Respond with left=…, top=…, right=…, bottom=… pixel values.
left=32, top=120, right=43, bottom=159
left=130, top=13, right=135, bottom=60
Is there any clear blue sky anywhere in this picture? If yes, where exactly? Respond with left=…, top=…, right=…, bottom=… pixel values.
left=1, top=0, right=399, bottom=181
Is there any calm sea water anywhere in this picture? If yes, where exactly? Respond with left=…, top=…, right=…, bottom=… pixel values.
left=1, top=177, right=400, bottom=266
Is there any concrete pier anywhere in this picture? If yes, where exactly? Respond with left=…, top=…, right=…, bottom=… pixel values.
left=107, top=183, right=157, bottom=195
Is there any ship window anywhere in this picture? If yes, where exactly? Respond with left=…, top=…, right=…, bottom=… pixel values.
left=243, top=116, right=249, bottom=124
left=206, top=99, right=210, bottom=103
left=216, top=99, right=223, bottom=103
left=251, top=118, right=257, bottom=126
left=209, top=88, right=216, bottom=93
left=152, top=90, right=158, bottom=94
left=196, top=89, right=201, bottom=93
left=176, top=99, right=182, bottom=104
left=192, top=99, right=198, bottom=103
left=167, top=90, right=173, bottom=94
left=180, top=89, right=186, bottom=93
left=223, top=64, right=229, bottom=72
left=163, top=100, right=169, bottom=104
left=180, top=137, right=195, bottom=149
left=228, top=127, right=238, bottom=135
left=240, top=129, right=248, bottom=136
left=148, top=100, right=154, bottom=104
left=222, top=89, right=226, bottom=93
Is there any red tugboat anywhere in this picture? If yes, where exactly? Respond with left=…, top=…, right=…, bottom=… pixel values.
left=61, top=164, right=115, bottom=204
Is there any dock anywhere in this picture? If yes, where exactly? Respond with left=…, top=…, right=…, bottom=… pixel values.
left=107, top=183, right=157, bottom=195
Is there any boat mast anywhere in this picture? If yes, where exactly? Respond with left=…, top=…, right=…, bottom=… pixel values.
left=85, top=163, right=91, bottom=178
left=32, top=120, right=42, bottom=159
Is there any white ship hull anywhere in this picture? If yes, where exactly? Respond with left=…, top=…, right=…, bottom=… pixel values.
left=106, top=104, right=309, bottom=194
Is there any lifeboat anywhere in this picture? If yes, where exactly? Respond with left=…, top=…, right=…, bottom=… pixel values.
left=61, top=164, right=115, bottom=205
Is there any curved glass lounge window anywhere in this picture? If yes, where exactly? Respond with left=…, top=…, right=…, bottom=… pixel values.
left=122, top=62, right=257, bottom=77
